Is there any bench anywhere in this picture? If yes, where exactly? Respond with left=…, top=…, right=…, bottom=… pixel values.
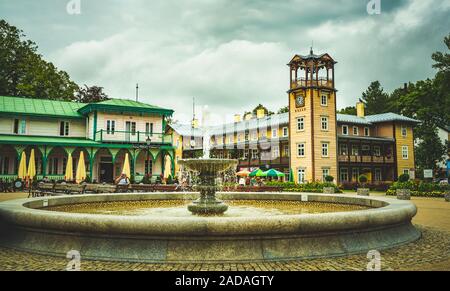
left=116, top=184, right=130, bottom=193
left=65, top=184, right=86, bottom=195
left=95, top=184, right=118, bottom=193
left=30, top=183, right=55, bottom=197
left=153, top=185, right=178, bottom=192
left=131, top=184, right=155, bottom=192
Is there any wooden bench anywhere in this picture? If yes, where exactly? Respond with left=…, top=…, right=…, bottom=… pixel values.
left=153, top=185, right=178, bottom=192
left=95, top=184, right=117, bottom=193
left=30, top=183, right=55, bottom=197
left=65, top=184, right=86, bottom=195
left=83, top=184, right=100, bottom=194
left=116, top=184, right=130, bottom=193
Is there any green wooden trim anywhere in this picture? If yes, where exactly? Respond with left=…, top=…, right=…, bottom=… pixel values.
left=78, top=104, right=174, bottom=117
left=13, top=146, right=26, bottom=158
left=64, top=147, right=76, bottom=155
left=93, top=111, right=98, bottom=141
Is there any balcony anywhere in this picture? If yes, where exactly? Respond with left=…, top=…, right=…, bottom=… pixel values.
left=291, top=77, right=333, bottom=89
left=94, top=130, right=173, bottom=145
left=339, top=155, right=395, bottom=164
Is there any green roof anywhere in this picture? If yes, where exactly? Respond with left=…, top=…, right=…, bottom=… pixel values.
left=78, top=98, right=174, bottom=116
left=0, top=96, right=84, bottom=119
left=0, top=134, right=100, bottom=147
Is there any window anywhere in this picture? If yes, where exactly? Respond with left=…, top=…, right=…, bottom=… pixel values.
left=13, top=119, right=26, bottom=135
left=401, top=126, right=407, bottom=137
left=282, top=127, right=289, bottom=137
left=297, top=143, right=305, bottom=157
left=145, top=160, right=153, bottom=175
left=322, top=168, right=330, bottom=181
left=59, top=121, right=70, bottom=136
left=131, top=122, right=137, bottom=136
left=353, top=126, right=359, bottom=135
left=251, top=149, right=259, bottom=160
left=321, top=117, right=329, bottom=131
left=321, top=94, right=328, bottom=106
left=238, top=134, right=242, bottom=142
left=373, top=146, right=381, bottom=157
left=243, top=150, right=249, bottom=159
left=251, top=131, right=257, bottom=141
left=271, top=128, right=278, bottom=138
left=228, top=135, right=233, bottom=144
left=364, top=127, right=370, bottom=137
left=342, top=125, right=348, bottom=135
left=245, top=132, right=249, bottom=142
left=352, top=168, right=359, bottom=181
left=298, top=169, right=306, bottom=184
left=340, top=144, right=348, bottom=155
left=362, top=145, right=370, bottom=155
left=340, top=168, right=349, bottom=182
left=322, top=143, right=329, bottom=157
left=107, top=120, right=116, bottom=135
left=352, top=145, right=359, bottom=156
left=375, top=169, right=382, bottom=182
left=261, top=130, right=267, bottom=138
left=284, top=145, right=290, bottom=157
left=402, top=146, right=409, bottom=159
left=272, top=145, right=280, bottom=159
left=146, top=123, right=153, bottom=136
left=297, top=117, right=304, bottom=131
left=403, top=169, right=410, bottom=176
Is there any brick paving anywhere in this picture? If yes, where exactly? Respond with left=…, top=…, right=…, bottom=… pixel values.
left=1, top=192, right=449, bottom=271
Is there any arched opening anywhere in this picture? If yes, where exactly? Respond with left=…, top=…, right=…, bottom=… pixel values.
left=46, top=147, right=67, bottom=180
left=93, top=148, right=113, bottom=183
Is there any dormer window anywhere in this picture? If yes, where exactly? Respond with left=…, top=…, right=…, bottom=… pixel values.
left=364, top=127, right=370, bottom=136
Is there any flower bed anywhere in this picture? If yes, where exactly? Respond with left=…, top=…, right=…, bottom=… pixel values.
left=266, top=181, right=342, bottom=193
left=386, top=181, right=449, bottom=198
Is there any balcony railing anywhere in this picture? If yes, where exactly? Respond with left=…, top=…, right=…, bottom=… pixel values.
left=291, top=77, right=333, bottom=89
left=339, top=155, right=395, bottom=164
left=95, top=130, right=173, bottom=145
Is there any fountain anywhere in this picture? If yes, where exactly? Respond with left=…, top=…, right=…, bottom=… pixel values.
left=179, top=159, right=237, bottom=215
left=179, top=116, right=238, bottom=215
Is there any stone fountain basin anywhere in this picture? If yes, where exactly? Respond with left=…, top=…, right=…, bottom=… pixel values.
left=0, top=193, right=420, bottom=263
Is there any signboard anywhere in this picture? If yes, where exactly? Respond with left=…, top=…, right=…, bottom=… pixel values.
left=423, top=169, right=433, bottom=179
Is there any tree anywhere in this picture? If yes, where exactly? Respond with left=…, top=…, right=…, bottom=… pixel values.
left=361, top=81, right=393, bottom=115
left=0, top=20, right=78, bottom=100
left=415, top=126, right=446, bottom=173
left=277, top=106, right=289, bottom=114
left=75, top=85, right=109, bottom=103
left=338, top=106, right=357, bottom=115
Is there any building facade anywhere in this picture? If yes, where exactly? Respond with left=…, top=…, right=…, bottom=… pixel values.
left=0, top=96, right=176, bottom=183
left=173, top=50, right=419, bottom=184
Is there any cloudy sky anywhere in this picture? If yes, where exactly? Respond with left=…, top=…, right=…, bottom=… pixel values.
left=1, top=0, right=449, bottom=124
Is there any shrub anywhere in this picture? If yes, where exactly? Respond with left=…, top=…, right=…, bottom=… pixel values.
left=387, top=180, right=449, bottom=197
left=398, top=174, right=410, bottom=183
left=358, top=175, right=368, bottom=187
left=266, top=181, right=341, bottom=193
left=324, top=176, right=334, bottom=183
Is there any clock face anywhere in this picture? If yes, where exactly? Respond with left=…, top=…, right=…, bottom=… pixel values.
left=295, top=95, right=305, bottom=107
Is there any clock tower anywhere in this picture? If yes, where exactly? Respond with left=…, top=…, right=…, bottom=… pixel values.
left=288, top=49, right=338, bottom=183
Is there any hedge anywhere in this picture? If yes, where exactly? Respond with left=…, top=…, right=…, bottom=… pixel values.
left=387, top=181, right=449, bottom=198
left=266, top=181, right=342, bottom=193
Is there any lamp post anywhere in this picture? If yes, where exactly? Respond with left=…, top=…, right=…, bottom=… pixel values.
left=146, top=137, right=152, bottom=178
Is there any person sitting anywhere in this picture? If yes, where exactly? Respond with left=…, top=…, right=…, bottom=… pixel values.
left=115, top=173, right=130, bottom=185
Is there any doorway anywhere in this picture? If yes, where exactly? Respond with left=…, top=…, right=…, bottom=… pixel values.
left=99, top=162, right=113, bottom=183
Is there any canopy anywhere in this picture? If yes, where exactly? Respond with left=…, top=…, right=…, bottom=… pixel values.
left=76, top=151, right=87, bottom=184
left=249, top=169, right=266, bottom=177
left=121, top=153, right=131, bottom=178
left=65, top=152, right=74, bottom=181
left=236, top=170, right=251, bottom=177
left=18, top=151, right=27, bottom=180
left=263, top=169, right=285, bottom=178
left=27, top=149, right=36, bottom=181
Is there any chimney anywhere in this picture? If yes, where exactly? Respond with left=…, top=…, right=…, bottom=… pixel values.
left=234, top=114, right=241, bottom=123
left=356, top=102, right=365, bottom=118
left=191, top=118, right=199, bottom=128
left=256, top=108, right=265, bottom=119
left=244, top=113, right=253, bottom=121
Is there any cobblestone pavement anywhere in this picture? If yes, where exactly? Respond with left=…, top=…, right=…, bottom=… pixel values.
left=1, top=193, right=450, bottom=271
left=0, top=226, right=449, bottom=271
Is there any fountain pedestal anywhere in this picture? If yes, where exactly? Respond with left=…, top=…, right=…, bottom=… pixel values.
left=179, top=159, right=237, bottom=215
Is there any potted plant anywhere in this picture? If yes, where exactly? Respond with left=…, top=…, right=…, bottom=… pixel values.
left=396, top=174, right=411, bottom=200
left=323, top=176, right=336, bottom=194
left=357, top=175, right=370, bottom=196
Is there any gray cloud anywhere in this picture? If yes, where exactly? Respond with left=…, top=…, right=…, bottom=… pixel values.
left=1, top=0, right=448, bottom=124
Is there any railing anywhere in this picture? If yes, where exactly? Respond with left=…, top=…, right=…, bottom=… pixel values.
left=95, top=130, right=173, bottom=145
left=0, top=175, right=65, bottom=181
left=339, top=155, right=395, bottom=164
left=291, top=77, right=333, bottom=89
